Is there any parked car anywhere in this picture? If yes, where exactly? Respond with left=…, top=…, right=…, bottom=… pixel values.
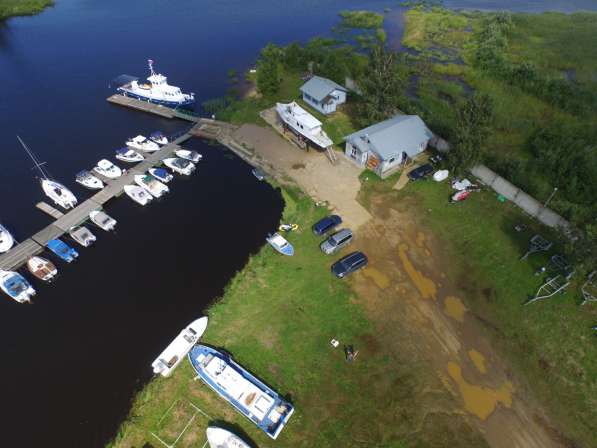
left=331, top=251, right=368, bottom=278
left=320, top=228, right=353, bottom=255
left=312, top=214, right=342, bottom=236
left=407, top=163, right=434, bottom=181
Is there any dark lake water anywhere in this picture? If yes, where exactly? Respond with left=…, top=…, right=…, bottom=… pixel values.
left=1, top=1, right=596, bottom=446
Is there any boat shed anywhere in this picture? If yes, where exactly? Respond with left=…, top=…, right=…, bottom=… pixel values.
left=344, top=115, right=433, bottom=178
left=299, top=76, right=347, bottom=115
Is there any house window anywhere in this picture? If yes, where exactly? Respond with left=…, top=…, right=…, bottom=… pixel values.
left=350, top=145, right=359, bottom=159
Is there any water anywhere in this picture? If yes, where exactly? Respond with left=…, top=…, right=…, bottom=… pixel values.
left=0, top=1, right=595, bottom=446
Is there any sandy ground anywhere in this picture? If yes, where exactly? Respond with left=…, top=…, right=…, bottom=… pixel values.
left=233, top=122, right=566, bottom=448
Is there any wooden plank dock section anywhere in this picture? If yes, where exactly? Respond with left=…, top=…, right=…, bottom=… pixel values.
left=106, top=94, right=199, bottom=122
left=36, top=202, right=64, bottom=219
left=0, top=239, right=43, bottom=271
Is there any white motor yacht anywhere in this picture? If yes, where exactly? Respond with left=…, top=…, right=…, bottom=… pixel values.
left=89, top=210, right=117, bottom=231
left=124, top=185, right=153, bottom=206
left=94, top=159, right=122, bottom=179
left=126, top=135, right=160, bottom=152
left=163, top=157, right=195, bottom=175
left=276, top=101, right=333, bottom=149
left=76, top=170, right=104, bottom=190
left=0, top=224, right=15, bottom=253
left=115, top=147, right=144, bottom=163
left=134, top=174, right=169, bottom=198
left=175, top=149, right=202, bottom=163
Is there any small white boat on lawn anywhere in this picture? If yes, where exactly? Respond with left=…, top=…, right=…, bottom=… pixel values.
left=150, top=131, right=169, bottom=145
left=115, top=147, right=144, bottom=163
left=163, top=157, right=195, bottom=175
left=89, top=210, right=117, bottom=231
left=433, top=170, right=449, bottom=182
left=276, top=101, right=333, bottom=150
left=27, top=256, right=57, bottom=282
left=149, top=167, right=173, bottom=183
left=94, top=159, right=122, bottom=179
left=69, top=226, right=96, bottom=247
left=267, top=233, right=294, bottom=256
left=76, top=170, right=104, bottom=190
left=0, top=270, right=36, bottom=303
left=175, top=149, right=202, bottom=163
left=152, top=317, right=208, bottom=377
left=0, top=224, right=15, bottom=253
left=124, top=185, right=153, bottom=206
left=134, top=174, right=169, bottom=198
left=206, top=427, right=251, bottom=448
left=126, top=135, right=160, bottom=152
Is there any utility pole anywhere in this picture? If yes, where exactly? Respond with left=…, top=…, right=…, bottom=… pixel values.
left=544, top=187, right=558, bottom=208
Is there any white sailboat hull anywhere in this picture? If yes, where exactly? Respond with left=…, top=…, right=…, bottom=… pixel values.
left=0, top=225, right=15, bottom=253
left=41, top=179, right=78, bottom=209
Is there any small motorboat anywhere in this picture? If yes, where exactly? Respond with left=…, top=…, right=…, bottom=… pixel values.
left=252, top=167, right=265, bottom=181
left=149, top=167, right=173, bottom=183
left=126, top=135, right=160, bottom=152
left=452, top=178, right=474, bottom=191
left=433, top=170, right=449, bottom=182
left=150, top=131, right=169, bottom=145
left=152, top=317, right=208, bottom=377
left=93, top=159, right=122, bottom=179
left=0, top=270, right=36, bottom=303
left=175, top=149, right=202, bottom=163
left=206, top=427, right=251, bottom=448
left=27, top=256, right=57, bottom=282
left=47, top=238, right=78, bottom=263
left=41, top=179, right=78, bottom=209
left=76, top=170, right=104, bottom=190
left=124, top=185, right=153, bottom=206
left=89, top=210, right=117, bottom=231
left=69, top=226, right=96, bottom=247
left=134, top=174, right=169, bottom=198
left=163, top=157, right=195, bottom=175
left=450, top=190, right=471, bottom=203
left=115, top=147, right=144, bottom=163
left=0, top=224, right=15, bottom=253
left=266, top=233, right=294, bottom=256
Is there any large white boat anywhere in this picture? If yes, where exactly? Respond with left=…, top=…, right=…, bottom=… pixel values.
left=175, top=149, right=202, bottom=163
left=163, top=157, right=195, bottom=175
left=115, top=147, right=144, bottom=163
left=75, top=170, right=104, bottom=190
left=152, top=317, right=208, bottom=377
left=126, top=135, right=160, bottom=153
left=206, top=427, right=251, bottom=448
left=17, top=136, right=78, bottom=210
left=0, top=270, right=36, bottom=303
left=276, top=101, right=333, bottom=149
left=89, top=210, right=117, bottom=232
left=115, top=60, right=195, bottom=108
left=124, top=185, right=152, bottom=206
left=0, top=224, right=15, bottom=253
left=94, top=159, right=122, bottom=179
left=134, top=174, right=169, bottom=198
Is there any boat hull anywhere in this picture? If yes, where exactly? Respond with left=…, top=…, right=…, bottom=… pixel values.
left=116, top=89, right=195, bottom=109
left=206, top=427, right=251, bottom=448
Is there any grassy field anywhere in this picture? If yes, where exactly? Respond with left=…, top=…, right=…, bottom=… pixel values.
left=0, top=0, right=52, bottom=19
left=358, top=174, right=597, bottom=447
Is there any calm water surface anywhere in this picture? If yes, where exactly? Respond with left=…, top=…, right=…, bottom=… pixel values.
left=0, top=1, right=595, bottom=446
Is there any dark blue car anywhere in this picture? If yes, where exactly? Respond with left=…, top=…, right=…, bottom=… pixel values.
left=407, top=163, right=434, bottom=181
left=312, top=214, right=342, bottom=236
left=331, top=251, right=368, bottom=278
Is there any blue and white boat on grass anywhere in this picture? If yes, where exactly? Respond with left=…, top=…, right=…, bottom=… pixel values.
left=47, top=239, right=78, bottom=263
left=188, top=345, right=294, bottom=440
left=0, top=270, right=36, bottom=303
left=266, top=233, right=294, bottom=256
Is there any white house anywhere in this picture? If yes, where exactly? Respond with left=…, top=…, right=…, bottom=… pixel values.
left=299, top=76, right=347, bottom=115
left=344, top=115, right=433, bottom=178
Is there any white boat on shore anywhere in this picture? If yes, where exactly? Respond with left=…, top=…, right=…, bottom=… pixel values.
left=115, top=147, right=144, bottom=163
left=94, top=159, right=122, bottom=179
left=76, top=170, right=104, bottom=190
left=89, top=210, right=117, bottom=231
left=0, top=224, right=15, bottom=253
left=126, top=135, right=160, bottom=152
left=124, top=185, right=152, bottom=206
left=163, top=157, right=195, bottom=175
left=134, top=174, right=169, bottom=198
left=206, top=427, right=251, bottom=448
left=152, top=317, right=208, bottom=377
left=276, top=101, right=333, bottom=149
left=175, top=149, right=202, bottom=163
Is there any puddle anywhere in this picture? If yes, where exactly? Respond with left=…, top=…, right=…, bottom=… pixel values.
left=447, top=362, right=514, bottom=421
left=398, top=244, right=437, bottom=300
left=444, top=296, right=467, bottom=322
left=468, top=349, right=487, bottom=374
left=363, top=267, right=390, bottom=289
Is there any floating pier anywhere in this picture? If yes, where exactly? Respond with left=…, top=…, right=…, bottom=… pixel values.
left=107, top=94, right=200, bottom=122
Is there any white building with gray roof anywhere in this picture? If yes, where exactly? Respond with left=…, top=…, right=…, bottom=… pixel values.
left=299, top=75, right=347, bottom=115
left=344, top=115, right=433, bottom=178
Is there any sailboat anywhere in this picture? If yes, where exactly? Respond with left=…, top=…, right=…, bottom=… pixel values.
left=17, top=136, right=78, bottom=210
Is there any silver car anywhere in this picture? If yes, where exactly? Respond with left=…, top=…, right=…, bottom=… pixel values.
left=320, top=228, right=353, bottom=255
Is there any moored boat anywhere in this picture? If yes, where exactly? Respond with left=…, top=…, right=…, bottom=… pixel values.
left=189, top=345, right=294, bottom=440
left=134, top=174, right=169, bottom=198
left=115, top=147, right=144, bottom=163
left=89, top=210, right=117, bottom=231
left=76, top=170, right=104, bottom=190
left=126, top=135, right=160, bottom=152
left=124, top=185, right=153, bottom=206
left=150, top=131, right=169, bottom=145
left=206, top=427, right=251, bottom=448
left=0, top=224, right=15, bottom=253
left=93, top=159, right=122, bottom=179
left=163, top=157, right=195, bottom=175
left=276, top=101, right=333, bottom=150
left=149, top=167, right=173, bottom=183
left=175, top=149, right=202, bottom=163
left=69, top=226, right=96, bottom=247
left=266, top=233, right=294, bottom=256
left=27, top=256, right=57, bottom=282
left=152, top=317, right=208, bottom=377
left=47, top=238, right=78, bottom=263
left=0, top=270, right=36, bottom=303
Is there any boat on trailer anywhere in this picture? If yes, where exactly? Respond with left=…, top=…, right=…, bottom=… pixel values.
left=149, top=167, right=173, bottom=183
left=47, top=238, right=78, bottom=263
left=69, top=226, right=96, bottom=247
left=206, top=427, right=251, bottom=448
left=266, top=233, right=294, bottom=256
left=189, top=345, right=294, bottom=440
left=152, top=317, right=208, bottom=377
left=276, top=101, right=333, bottom=150
left=75, top=170, right=104, bottom=190
left=27, top=256, right=57, bottom=282
left=0, top=224, right=15, bottom=253
left=0, top=270, right=36, bottom=303
left=89, top=210, right=117, bottom=231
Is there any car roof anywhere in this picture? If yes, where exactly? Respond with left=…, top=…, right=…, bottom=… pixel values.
left=341, top=251, right=366, bottom=263
left=331, top=228, right=352, bottom=239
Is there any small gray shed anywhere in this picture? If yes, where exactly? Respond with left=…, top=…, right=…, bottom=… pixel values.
left=300, top=76, right=347, bottom=115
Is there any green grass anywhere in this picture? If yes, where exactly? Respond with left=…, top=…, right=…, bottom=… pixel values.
left=402, top=6, right=470, bottom=52
left=358, top=177, right=597, bottom=448
left=339, top=10, right=384, bottom=29
left=0, top=0, right=52, bottom=19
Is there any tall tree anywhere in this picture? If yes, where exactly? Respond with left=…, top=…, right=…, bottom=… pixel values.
left=256, top=43, right=282, bottom=96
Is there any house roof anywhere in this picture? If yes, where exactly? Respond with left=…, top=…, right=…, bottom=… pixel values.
left=299, top=76, right=347, bottom=102
left=344, top=115, right=433, bottom=161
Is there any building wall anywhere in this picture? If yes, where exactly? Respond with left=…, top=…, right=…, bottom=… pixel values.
left=344, top=141, right=367, bottom=167
left=302, top=89, right=347, bottom=115
left=302, top=93, right=325, bottom=114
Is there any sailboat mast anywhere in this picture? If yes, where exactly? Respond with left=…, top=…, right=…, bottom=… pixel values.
left=16, top=135, right=49, bottom=180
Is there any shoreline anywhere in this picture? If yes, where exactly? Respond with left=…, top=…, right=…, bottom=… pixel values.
left=0, top=0, right=53, bottom=20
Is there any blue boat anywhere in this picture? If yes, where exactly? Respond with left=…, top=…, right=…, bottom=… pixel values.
left=188, top=345, right=294, bottom=440
left=47, top=239, right=79, bottom=263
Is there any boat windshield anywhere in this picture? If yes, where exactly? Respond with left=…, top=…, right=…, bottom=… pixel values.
left=5, top=276, right=26, bottom=294
left=174, top=159, right=190, bottom=168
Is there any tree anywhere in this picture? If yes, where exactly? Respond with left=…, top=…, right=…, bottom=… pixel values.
left=356, top=44, right=406, bottom=125
left=256, top=43, right=282, bottom=96
left=450, top=93, right=494, bottom=173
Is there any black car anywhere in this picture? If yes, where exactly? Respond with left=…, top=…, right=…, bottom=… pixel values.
left=312, top=214, right=342, bottom=236
left=331, top=251, right=368, bottom=278
left=407, top=163, right=434, bottom=181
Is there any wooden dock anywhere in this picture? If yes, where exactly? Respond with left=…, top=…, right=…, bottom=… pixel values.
left=106, top=94, right=199, bottom=122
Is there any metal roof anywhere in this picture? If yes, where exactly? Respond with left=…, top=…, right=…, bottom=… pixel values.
left=344, top=115, right=433, bottom=161
left=299, top=76, right=347, bottom=102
